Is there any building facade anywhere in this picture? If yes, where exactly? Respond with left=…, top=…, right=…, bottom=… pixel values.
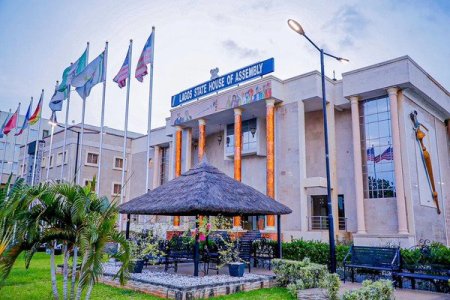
left=20, top=56, right=450, bottom=247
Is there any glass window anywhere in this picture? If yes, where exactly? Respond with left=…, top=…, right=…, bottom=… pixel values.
left=114, top=157, right=123, bottom=169
left=113, top=183, right=121, bottom=195
left=49, top=155, right=53, bottom=167
left=42, top=130, right=50, bottom=138
left=360, top=96, right=396, bottom=198
left=226, top=118, right=257, bottom=154
left=56, top=153, right=63, bottom=166
left=86, top=152, right=99, bottom=165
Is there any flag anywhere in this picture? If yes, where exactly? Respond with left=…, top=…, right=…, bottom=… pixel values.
left=367, top=146, right=376, bottom=162
left=29, top=92, right=43, bottom=125
left=3, top=106, right=19, bottom=136
left=113, top=45, right=131, bottom=88
left=49, top=86, right=67, bottom=112
left=58, top=48, right=88, bottom=92
left=135, top=33, right=153, bottom=82
left=0, top=111, right=11, bottom=138
left=377, top=146, right=393, bottom=162
left=15, top=100, right=32, bottom=136
left=72, top=51, right=106, bottom=99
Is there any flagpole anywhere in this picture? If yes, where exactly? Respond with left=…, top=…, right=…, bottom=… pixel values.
left=21, top=99, right=33, bottom=178
left=96, top=41, right=108, bottom=193
left=1, top=109, right=12, bottom=180
left=11, top=103, right=21, bottom=178
left=60, top=73, right=72, bottom=181
left=31, top=90, right=44, bottom=186
left=119, top=39, right=133, bottom=232
left=45, top=82, right=60, bottom=181
left=76, top=42, right=89, bottom=185
left=145, top=26, right=155, bottom=194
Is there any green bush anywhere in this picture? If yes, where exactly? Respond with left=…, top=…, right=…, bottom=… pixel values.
left=342, top=279, right=394, bottom=300
left=320, top=273, right=341, bottom=300
left=273, top=258, right=329, bottom=297
left=281, top=239, right=350, bottom=266
left=400, top=242, right=450, bottom=267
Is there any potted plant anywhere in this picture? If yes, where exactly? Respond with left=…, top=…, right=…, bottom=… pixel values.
left=219, top=238, right=245, bottom=277
left=129, top=234, right=150, bottom=273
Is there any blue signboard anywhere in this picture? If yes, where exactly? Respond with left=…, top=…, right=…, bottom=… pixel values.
left=171, top=58, right=274, bottom=107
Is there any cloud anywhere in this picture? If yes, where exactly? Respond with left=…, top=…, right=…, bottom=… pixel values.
left=322, top=5, right=369, bottom=49
left=222, top=39, right=262, bottom=59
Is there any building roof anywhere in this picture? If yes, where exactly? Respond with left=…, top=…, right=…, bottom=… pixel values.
left=119, top=159, right=292, bottom=216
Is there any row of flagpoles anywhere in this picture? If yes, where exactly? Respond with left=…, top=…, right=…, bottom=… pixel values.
left=1, top=28, right=156, bottom=210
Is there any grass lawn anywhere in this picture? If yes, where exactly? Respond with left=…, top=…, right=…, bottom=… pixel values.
left=0, top=253, right=294, bottom=300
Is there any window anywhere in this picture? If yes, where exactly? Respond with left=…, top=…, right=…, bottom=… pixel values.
left=112, top=183, right=122, bottom=196
left=41, top=156, right=46, bottom=168
left=56, top=152, right=63, bottom=166
left=42, top=130, right=50, bottom=138
left=86, top=152, right=99, bottom=166
left=226, top=118, right=257, bottom=155
left=114, top=157, right=124, bottom=170
left=360, top=96, right=396, bottom=199
left=309, top=195, right=346, bottom=231
left=160, top=147, right=169, bottom=185
left=49, top=155, right=53, bottom=168
left=0, top=141, right=5, bottom=150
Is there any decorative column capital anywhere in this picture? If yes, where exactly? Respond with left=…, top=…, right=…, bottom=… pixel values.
left=266, top=99, right=275, bottom=107
left=387, top=87, right=399, bottom=96
left=198, top=118, right=206, bottom=126
left=175, top=125, right=183, bottom=131
left=349, top=96, right=359, bottom=104
left=234, top=108, right=242, bottom=115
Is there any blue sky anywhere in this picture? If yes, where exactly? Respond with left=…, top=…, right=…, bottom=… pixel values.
left=0, top=0, right=449, bottom=133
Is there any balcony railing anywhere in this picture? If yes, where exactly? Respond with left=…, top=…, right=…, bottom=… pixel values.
left=309, top=216, right=347, bottom=231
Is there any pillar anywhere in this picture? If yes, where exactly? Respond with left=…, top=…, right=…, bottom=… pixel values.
left=327, top=102, right=340, bottom=235
left=152, top=145, right=161, bottom=189
left=387, top=87, right=408, bottom=234
left=233, top=108, right=242, bottom=230
left=198, top=119, right=206, bottom=161
left=350, top=96, right=367, bottom=234
left=184, top=128, right=192, bottom=171
left=173, top=126, right=182, bottom=228
left=298, top=101, right=308, bottom=231
left=266, top=99, right=276, bottom=230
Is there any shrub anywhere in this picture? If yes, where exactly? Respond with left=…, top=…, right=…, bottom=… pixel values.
left=281, top=239, right=350, bottom=266
left=342, top=279, right=394, bottom=300
left=320, top=273, right=341, bottom=300
left=273, top=258, right=328, bottom=297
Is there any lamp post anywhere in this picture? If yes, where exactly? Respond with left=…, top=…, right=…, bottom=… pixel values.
left=288, top=19, right=349, bottom=273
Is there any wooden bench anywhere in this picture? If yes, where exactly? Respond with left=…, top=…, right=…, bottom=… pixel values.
left=343, top=245, right=400, bottom=282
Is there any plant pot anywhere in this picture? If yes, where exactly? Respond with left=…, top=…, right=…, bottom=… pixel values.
left=129, top=259, right=145, bottom=273
left=228, top=262, right=245, bottom=277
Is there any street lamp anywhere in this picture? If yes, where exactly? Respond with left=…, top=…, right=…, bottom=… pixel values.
left=288, top=19, right=349, bottom=273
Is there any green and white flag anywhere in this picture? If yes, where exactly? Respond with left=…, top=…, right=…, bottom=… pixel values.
left=71, top=51, right=105, bottom=99
left=58, top=47, right=88, bottom=92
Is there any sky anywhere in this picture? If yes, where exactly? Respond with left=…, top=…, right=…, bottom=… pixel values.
left=0, top=0, right=449, bottom=134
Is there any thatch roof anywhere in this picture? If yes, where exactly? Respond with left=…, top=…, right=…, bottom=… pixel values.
left=119, top=160, right=292, bottom=216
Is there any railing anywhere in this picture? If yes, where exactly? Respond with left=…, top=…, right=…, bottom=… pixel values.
left=309, top=216, right=347, bottom=231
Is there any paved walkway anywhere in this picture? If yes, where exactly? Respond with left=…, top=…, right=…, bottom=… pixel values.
left=341, top=282, right=450, bottom=300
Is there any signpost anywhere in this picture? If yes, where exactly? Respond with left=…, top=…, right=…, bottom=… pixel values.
left=171, top=58, right=274, bottom=107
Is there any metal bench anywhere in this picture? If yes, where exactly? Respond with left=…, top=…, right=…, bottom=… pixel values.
left=393, top=240, right=450, bottom=292
left=163, top=236, right=194, bottom=272
left=253, top=238, right=276, bottom=270
left=343, top=245, right=400, bottom=282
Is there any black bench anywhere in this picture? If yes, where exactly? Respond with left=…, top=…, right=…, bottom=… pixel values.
left=343, top=245, right=400, bottom=282
left=163, top=237, right=194, bottom=272
left=393, top=240, right=450, bottom=292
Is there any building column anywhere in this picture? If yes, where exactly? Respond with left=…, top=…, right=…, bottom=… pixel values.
left=387, top=87, right=408, bottom=234
left=350, top=96, right=367, bottom=234
left=233, top=108, right=242, bottom=230
left=184, top=128, right=192, bottom=171
left=198, top=119, right=206, bottom=161
left=266, top=99, right=276, bottom=230
left=298, top=101, right=308, bottom=231
left=173, top=126, right=182, bottom=228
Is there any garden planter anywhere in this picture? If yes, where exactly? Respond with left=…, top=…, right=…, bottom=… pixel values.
left=228, top=262, right=245, bottom=277
left=129, top=259, right=145, bottom=273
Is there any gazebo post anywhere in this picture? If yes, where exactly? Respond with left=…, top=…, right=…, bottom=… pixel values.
left=277, top=215, right=282, bottom=258
left=125, top=214, right=131, bottom=239
left=194, top=215, right=200, bottom=277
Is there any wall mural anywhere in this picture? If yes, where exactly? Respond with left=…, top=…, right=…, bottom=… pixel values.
left=172, top=81, right=272, bottom=125
left=410, top=111, right=441, bottom=214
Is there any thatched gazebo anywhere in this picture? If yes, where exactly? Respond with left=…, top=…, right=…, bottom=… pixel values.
left=119, top=159, right=292, bottom=276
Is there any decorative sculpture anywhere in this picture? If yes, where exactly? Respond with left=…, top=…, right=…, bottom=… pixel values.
left=410, top=111, right=441, bottom=214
